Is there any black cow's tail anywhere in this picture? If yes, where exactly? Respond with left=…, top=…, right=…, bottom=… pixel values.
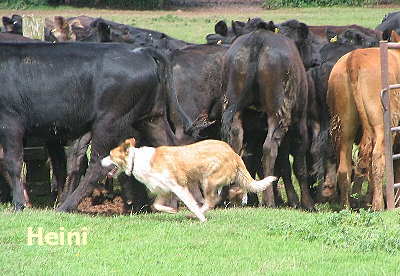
left=221, top=32, right=264, bottom=145
left=145, top=47, right=205, bottom=139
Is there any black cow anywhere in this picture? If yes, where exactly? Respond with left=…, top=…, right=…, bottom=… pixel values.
left=326, top=28, right=379, bottom=48
left=208, top=19, right=323, bottom=208
left=44, top=16, right=194, bottom=211
left=205, top=18, right=266, bottom=45
left=0, top=33, right=47, bottom=206
left=0, top=32, right=34, bottom=42
left=92, top=18, right=191, bottom=53
left=309, top=24, right=381, bottom=42
left=206, top=18, right=318, bottom=69
left=2, top=15, right=22, bottom=35
left=0, top=42, right=196, bottom=211
left=376, top=11, right=400, bottom=40
left=206, top=18, right=381, bottom=68
left=277, top=19, right=320, bottom=69
left=170, top=43, right=275, bottom=207
left=169, top=44, right=226, bottom=143
left=221, top=26, right=313, bottom=210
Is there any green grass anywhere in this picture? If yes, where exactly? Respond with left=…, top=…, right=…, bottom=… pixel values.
left=2, top=205, right=400, bottom=274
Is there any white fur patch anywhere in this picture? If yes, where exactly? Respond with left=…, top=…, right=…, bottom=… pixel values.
left=101, top=156, right=114, bottom=167
left=125, top=147, right=136, bottom=176
left=129, top=147, right=172, bottom=194
left=241, top=193, right=248, bottom=206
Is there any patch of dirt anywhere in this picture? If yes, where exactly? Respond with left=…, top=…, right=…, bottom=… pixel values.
left=77, top=190, right=125, bottom=215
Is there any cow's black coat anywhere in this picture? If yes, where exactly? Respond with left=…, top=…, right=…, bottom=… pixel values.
left=221, top=28, right=313, bottom=209
left=0, top=42, right=193, bottom=211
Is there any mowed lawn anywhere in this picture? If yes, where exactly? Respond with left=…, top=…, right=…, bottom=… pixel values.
left=1, top=6, right=400, bottom=275
left=1, top=205, right=400, bottom=275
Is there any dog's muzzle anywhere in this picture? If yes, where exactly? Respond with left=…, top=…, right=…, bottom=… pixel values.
left=107, top=165, right=119, bottom=178
left=101, top=156, right=119, bottom=178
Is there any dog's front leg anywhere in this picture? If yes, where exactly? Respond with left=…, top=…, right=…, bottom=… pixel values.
left=170, top=185, right=206, bottom=222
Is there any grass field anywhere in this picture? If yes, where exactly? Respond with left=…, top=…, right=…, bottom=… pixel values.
left=2, top=6, right=400, bottom=274
left=2, top=205, right=400, bottom=275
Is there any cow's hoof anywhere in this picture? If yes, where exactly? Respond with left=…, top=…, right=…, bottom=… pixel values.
left=287, top=199, right=300, bottom=209
left=13, top=202, right=25, bottom=211
left=56, top=204, right=74, bottom=213
left=302, top=205, right=316, bottom=212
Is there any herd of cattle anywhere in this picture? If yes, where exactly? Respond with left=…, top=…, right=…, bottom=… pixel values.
left=1, top=11, right=400, bottom=213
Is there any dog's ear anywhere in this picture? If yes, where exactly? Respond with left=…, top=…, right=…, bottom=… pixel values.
left=117, top=139, right=131, bottom=153
left=125, top=138, right=136, bottom=147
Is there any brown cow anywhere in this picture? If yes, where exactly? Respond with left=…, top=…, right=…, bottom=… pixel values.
left=327, top=39, right=400, bottom=210
left=44, top=15, right=96, bottom=42
left=309, top=24, right=382, bottom=42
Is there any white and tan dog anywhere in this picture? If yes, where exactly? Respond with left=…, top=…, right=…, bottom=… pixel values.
left=101, top=138, right=277, bottom=222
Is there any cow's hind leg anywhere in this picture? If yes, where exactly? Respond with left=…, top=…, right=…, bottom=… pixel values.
left=336, top=121, right=359, bottom=209
left=0, top=121, right=25, bottom=210
left=351, top=133, right=370, bottom=208
left=370, top=127, right=385, bottom=211
left=242, top=109, right=266, bottom=206
left=292, top=119, right=314, bottom=210
left=293, top=145, right=314, bottom=211
left=261, top=117, right=287, bottom=207
left=47, top=142, right=67, bottom=204
left=230, top=112, right=245, bottom=155
left=275, top=139, right=299, bottom=208
left=56, top=127, right=114, bottom=212
left=61, top=133, right=91, bottom=203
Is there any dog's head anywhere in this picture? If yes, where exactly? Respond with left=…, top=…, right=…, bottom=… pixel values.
left=101, top=138, right=136, bottom=177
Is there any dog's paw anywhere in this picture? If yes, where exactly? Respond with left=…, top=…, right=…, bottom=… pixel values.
left=152, top=203, right=178, bottom=214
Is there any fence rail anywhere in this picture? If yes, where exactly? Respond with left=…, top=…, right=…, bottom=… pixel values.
left=380, top=41, right=400, bottom=209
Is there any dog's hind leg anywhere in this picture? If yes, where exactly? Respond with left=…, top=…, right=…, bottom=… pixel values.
left=200, top=182, right=219, bottom=214
left=188, top=183, right=204, bottom=206
left=153, top=193, right=178, bottom=214
left=170, top=185, right=206, bottom=222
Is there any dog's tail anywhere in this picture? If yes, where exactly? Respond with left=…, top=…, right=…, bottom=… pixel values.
left=235, top=157, right=277, bottom=193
